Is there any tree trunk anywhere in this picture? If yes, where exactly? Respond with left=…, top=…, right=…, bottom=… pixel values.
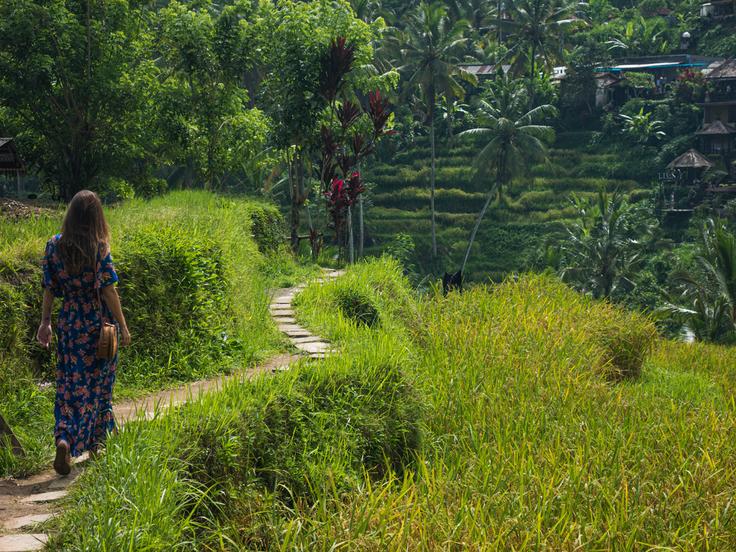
left=529, top=43, right=537, bottom=110
left=430, top=111, right=438, bottom=258
left=289, top=149, right=303, bottom=253
left=347, top=205, right=354, bottom=264
left=461, top=188, right=494, bottom=274
left=358, top=194, right=364, bottom=258
left=462, top=153, right=504, bottom=273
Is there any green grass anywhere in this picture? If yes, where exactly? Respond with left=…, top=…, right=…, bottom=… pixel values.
left=285, top=259, right=736, bottom=549
left=0, top=191, right=316, bottom=477
left=45, top=258, right=736, bottom=548
left=49, top=348, right=420, bottom=550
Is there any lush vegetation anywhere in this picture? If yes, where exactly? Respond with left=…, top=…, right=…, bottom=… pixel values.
left=2, top=0, right=736, bottom=335
left=47, top=258, right=736, bottom=548
left=0, top=191, right=312, bottom=477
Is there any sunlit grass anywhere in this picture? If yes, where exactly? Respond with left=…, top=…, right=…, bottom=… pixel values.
left=288, top=260, right=736, bottom=549
left=0, top=191, right=315, bottom=477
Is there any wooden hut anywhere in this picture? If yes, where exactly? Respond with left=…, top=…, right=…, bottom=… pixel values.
left=661, top=149, right=714, bottom=211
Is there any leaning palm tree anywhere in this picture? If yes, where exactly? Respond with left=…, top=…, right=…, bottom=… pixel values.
left=458, top=76, right=555, bottom=273
left=393, top=1, right=476, bottom=258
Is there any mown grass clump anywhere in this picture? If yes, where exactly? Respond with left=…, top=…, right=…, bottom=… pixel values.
left=49, top=352, right=420, bottom=550
left=0, top=191, right=313, bottom=476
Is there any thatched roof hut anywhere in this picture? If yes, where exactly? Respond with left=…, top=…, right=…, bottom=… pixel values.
left=666, top=149, right=714, bottom=169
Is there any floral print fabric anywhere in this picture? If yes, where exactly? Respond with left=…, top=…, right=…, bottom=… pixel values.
left=42, top=234, right=119, bottom=456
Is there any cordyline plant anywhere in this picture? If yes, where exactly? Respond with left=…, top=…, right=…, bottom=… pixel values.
left=317, top=37, right=393, bottom=262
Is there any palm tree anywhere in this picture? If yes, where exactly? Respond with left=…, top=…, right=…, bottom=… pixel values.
left=501, top=0, right=575, bottom=107
left=393, top=1, right=476, bottom=258
left=449, top=0, right=494, bottom=36
left=667, top=219, right=736, bottom=342
left=559, top=192, right=656, bottom=300
left=458, top=76, right=555, bottom=273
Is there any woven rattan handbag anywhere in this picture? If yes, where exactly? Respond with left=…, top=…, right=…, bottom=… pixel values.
left=95, top=248, right=118, bottom=361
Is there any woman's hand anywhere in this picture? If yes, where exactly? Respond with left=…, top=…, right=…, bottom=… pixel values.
left=37, top=323, right=53, bottom=348
left=120, top=326, right=131, bottom=347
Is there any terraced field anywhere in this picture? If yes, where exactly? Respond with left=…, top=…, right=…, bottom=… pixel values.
left=365, top=131, right=653, bottom=280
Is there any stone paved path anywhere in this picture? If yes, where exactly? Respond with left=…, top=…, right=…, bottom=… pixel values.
left=0, top=269, right=342, bottom=551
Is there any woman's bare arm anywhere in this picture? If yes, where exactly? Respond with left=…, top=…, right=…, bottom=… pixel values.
left=101, top=286, right=131, bottom=346
left=36, top=288, right=55, bottom=348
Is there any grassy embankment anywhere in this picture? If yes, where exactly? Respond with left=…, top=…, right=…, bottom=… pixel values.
left=48, top=257, right=736, bottom=549
left=366, top=131, right=652, bottom=280
left=0, top=191, right=315, bottom=477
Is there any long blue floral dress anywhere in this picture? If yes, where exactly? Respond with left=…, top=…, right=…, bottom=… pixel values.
left=42, top=234, right=119, bottom=456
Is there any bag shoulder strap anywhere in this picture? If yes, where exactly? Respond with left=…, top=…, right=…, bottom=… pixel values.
left=95, top=244, right=106, bottom=323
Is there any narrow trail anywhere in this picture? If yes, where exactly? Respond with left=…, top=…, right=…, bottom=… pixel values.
left=0, top=269, right=342, bottom=551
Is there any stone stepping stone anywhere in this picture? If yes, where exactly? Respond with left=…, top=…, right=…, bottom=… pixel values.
left=20, top=490, right=67, bottom=503
left=290, top=335, right=323, bottom=344
left=285, top=330, right=312, bottom=339
left=272, top=314, right=296, bottom=321
left=46, top=473, right=79, bottom=490
left=271, top=312, right=295, bottom=319
left=2, top=513, right=55, bottom=531
left=278, top=323, right=308, bottom=333
left=0, top=534, right=48, bottom=551
left=295, top=341, right=331, bottom=354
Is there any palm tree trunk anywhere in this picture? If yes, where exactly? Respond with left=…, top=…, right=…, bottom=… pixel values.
left=430, top=112, right=438, bottom=258
left=529, top=43, right=536, bottom=109
left=462, top=150, right=505, bottom=272
left=461, top=187, right=494, bottom=274
left=358, top=194, right=364, bottom=258
left=348, top=205, right=354, bottom=264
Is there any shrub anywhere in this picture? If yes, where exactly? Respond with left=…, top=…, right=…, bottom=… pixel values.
left=248, top=203, right=285, bottom=253
left=335, top=286, right=380, bottom=327
left=589, top=301, right=658, bottom=380
left=0, top=192, right=297, bottom=476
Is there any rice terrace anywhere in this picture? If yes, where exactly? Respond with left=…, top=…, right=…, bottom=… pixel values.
left=1, top=0, right=736, bottom=550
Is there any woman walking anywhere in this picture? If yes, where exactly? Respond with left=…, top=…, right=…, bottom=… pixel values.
left=36, top=190, right=131, bottom=475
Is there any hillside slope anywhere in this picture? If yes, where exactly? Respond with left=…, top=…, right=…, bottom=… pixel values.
left=365, top=131, right=652, bottom=279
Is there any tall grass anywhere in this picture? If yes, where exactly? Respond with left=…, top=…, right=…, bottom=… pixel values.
left=43, top=258, right=736, bottom=549
left=49, top=349, right=420, bottom=550
left=285, top=260, right=736, bottom=549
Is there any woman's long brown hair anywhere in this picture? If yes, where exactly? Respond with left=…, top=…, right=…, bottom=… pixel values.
left=58, top=190, right=110, bottom=274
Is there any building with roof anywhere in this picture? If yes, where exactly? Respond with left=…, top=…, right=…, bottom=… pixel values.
left=698, top=59, right=736, bottom=174
left=594, top=55, right=721, bottom=107
left=659, top=149, right=715, bottom=212
left=459, top=64, right=498, bottom=78
left=700, top=0, right=735, bottom=18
